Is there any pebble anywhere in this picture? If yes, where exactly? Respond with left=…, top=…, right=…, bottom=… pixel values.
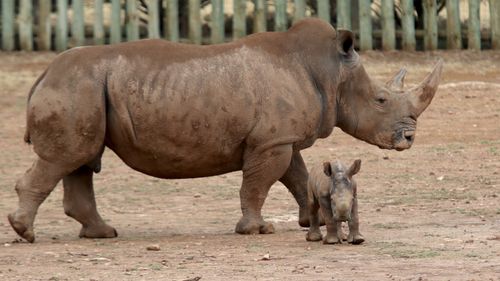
left=90, top=257, right=111, bottom=262
left=146, top=244, right=161, bottom=251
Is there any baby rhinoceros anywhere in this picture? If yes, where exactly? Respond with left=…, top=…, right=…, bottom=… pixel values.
left=306, top=159, right=364, bottom=244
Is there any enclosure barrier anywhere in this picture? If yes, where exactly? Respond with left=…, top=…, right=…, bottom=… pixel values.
left=1, top=0, right=499, bottom=51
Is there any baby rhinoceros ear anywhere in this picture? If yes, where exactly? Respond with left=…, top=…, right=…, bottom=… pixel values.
left=347, top=159, right=362, bottom=177
left=323, top=162, right=333, bottom=177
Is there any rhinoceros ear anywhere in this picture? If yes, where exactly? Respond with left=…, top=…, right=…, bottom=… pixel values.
left=347, top=159, right=361, bottom=177
left=408, top=59, right=444, bottom=117
left=337, top=29, right=355, bottom=56
left=386, top=68, right=407, bottom=91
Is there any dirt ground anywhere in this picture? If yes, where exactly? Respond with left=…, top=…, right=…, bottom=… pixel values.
left=0, top=50, right=499, bottom=281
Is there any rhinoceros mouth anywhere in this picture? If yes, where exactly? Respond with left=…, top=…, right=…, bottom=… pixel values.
left=392, top=129, right=415, bottom=151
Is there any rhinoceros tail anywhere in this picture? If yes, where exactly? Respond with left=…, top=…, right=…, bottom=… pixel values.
left=24, top=69, right=48, bottom=144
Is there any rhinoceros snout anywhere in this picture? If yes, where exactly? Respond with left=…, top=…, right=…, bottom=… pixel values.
left=393, top=130, right=415, bottom=151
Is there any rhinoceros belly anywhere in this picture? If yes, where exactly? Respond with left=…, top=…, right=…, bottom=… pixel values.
left=104, top=70, right=257, bottom=179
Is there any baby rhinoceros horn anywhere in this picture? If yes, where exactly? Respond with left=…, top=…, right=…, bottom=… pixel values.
left=386, top=68, right=407, bottom=91
left=408, top=59, right=444, bottom=117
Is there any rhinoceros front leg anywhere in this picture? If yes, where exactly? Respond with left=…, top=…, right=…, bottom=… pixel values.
left=319, top=197, right=342, bottom=244
left=279, top=151, right=313, bottom=227
left=235, top=145, right=293, bottom=234
left=63, top=166, right=117, bottom=239
left=347, top=197, right=365, bottom=244
left=8, top=158, right=70, bottom=243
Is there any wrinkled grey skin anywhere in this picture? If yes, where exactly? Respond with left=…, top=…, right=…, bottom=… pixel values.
left=8, top=18, right=443, bottom=243
left=306, top=159, right=364, bottom=244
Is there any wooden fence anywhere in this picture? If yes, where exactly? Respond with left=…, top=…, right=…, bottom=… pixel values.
left=1, top=0, right=500, bottom=51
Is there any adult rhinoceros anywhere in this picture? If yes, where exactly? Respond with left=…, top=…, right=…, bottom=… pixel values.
left=9, top=18, right=442, bottom=242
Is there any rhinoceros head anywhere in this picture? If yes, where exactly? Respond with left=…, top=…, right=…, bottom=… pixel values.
left=324, top=159, right=361, bottom=222
left=334, top=32, right=443, bottom=151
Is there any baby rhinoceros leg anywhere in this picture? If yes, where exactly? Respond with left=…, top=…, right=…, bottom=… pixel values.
left=347, top=197, right=364, bottom=245
left=63, top=166, right=117, bottom=239
left=305, top=191, right=322, bottom=241
left=319, top=198, right=341, bottom=244
left=323, top=222, right=342, bottom=244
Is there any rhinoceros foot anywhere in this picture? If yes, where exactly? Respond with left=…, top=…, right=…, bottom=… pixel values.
left=235, top=217, right=275, bottom=234
left=347, top=232, right=365, bottom=245
left=305, top=229, right=323, bottom=242
left=8, top=212, right=35, bottom=243
left=323, top=234, right=341, bottom=245
left=79, top=223, right=118, bottom=239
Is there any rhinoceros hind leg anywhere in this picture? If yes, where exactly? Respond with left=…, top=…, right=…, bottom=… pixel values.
left=63, top=165, right=117, bottom=239
left=8, top=158, right=71, bottom=243
left=235, top=145, right=292, bottom=235
left=278, top=151, right=310, bottom=227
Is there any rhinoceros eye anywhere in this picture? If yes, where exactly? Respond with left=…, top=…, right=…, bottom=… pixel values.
left=376, top=97, right=387, bottom=104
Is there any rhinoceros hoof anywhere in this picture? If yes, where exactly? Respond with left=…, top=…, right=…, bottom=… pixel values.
left=8, top=212, right=35, bottom=243
left=347, top=233, right=365, bottom=245
left=79, top=224, right=118, bottom=239
left=259, top=222, right=275, bottom=234
left=235, top=219, right=275, bottom=235
left=306, top=230, right=323, bottom=242
left=323, top=235, right=341, bottom=245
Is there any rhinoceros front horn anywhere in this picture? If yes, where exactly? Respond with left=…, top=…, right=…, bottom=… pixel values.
left=409, top=59, right=444, bottom=117
left=386, top=68, right=407, bottom=91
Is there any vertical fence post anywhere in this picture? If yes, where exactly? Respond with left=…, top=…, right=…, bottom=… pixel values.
left=72, top=0, right=85, bottom=47
left=233, top=0, right=246, bottom=39
left=381, top=0, right=395, bottom=50
left=126, top=0, right=139, bottom=41
left=274, top=0, right=287, bottom=31
left=317, top=1, right=330, bottom=24
left=358, top=0, right=372, bottom=51
left=94, top=0, right=105, bottom=45
left=56, top=0, right=68, bottom=51
left=446, top=0, right=462, bottom=49
left=468, top=0, right=480, bottom=50
left=19, top=0, right=34, bottom=51
left=293, top=0, right=306, bottom=25
left=147, top=0, right=160, bottom=38
left=211, top=0, right=224, bottom=43
left=1, top=0, right=15, bottom=51
left=423, top=0, right=438, bottom=50
left=189, top=0, right=201, bottom=44
left=401, top=0, right=416, bottom=51
left=38, top=1, right=52, bottom=50
left=337, top=0, right=351, bottom=29
left=490, top=0, right=500, bottom=49
left=166, top=0, right=179, bottom=42
left=254, top=0, right=267, bottom=33
left=110, top=0, right=122, bottom=44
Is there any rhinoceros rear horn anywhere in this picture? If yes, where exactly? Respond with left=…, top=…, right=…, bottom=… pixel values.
left=386, top=68, right=407, bottom=91
left=409, top=59, right=444, bottom=117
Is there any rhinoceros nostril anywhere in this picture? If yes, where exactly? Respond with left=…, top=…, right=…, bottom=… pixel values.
left=404, top=131, right=415, bottom=142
